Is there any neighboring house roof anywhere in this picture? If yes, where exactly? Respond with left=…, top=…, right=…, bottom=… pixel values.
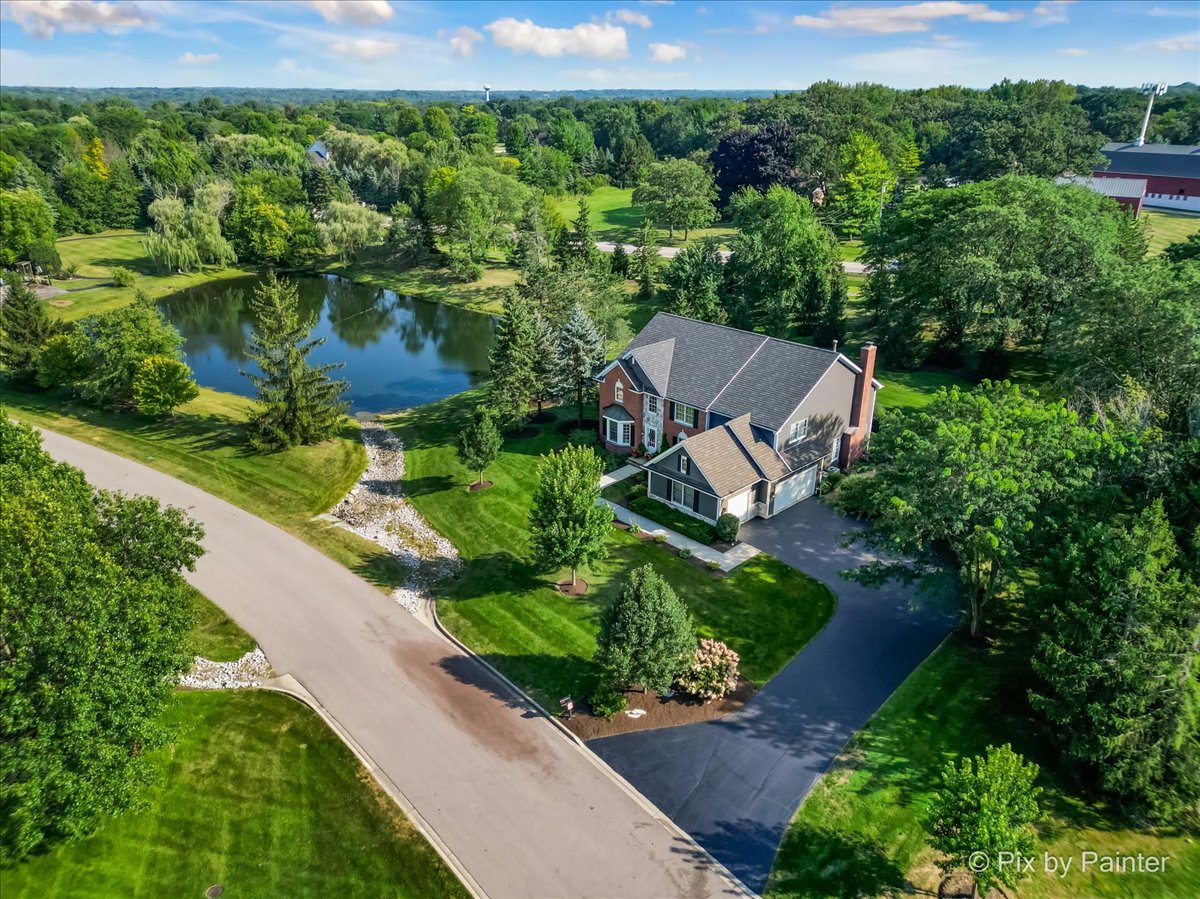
left=1097, top=142, right=1200, bottom=179
left=648, top=419, right=762, bottom=497
left=307, top=140, right=330, bottom=162
left=1057, top=174, right=1147, bottom=199
left=618, top=313, right=845, bottom=431
left=601, top=403, right=634, bottom=423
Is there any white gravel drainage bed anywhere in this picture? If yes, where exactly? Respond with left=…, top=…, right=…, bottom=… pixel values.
left=331, top=420, right=461, bottom=613
left=180, top=648, right=271, bottom=689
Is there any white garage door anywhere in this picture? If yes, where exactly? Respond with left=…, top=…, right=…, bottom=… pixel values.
left=773, top=465, right=817, bottom=513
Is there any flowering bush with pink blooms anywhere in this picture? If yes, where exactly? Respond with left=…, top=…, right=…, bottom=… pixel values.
left=676, top=639, right=740, bottom=701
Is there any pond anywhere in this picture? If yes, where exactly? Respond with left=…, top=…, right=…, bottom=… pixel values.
left=159, top=274, right=495, bottom=413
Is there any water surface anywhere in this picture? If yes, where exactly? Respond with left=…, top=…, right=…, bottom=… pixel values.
left=159, top=274, right=495, bottom=413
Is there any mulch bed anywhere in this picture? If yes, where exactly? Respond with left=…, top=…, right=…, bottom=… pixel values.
left=564, top=677, right=757, bottom=740
left=530, top=411, right=556, bottom=424
left=557, top=418, right=599, bottom=436
left=467, top=480, right=494, bottom=492
left=508, top=426, right=538, bottom=440
left=556, top=578, right=590, bottom=595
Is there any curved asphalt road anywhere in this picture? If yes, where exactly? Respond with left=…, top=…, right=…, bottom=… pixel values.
left=590, top=500, right=953, bottom=893
left=38, top=429, right=738, bottom=899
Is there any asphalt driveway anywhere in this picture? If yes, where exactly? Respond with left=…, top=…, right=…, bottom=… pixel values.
left=590, top=498, right=954, bottom=893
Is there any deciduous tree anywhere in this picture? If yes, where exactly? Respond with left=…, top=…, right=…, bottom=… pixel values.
left=132, top=355, right=200, bottom=418
left=633, top=158, right=717, bottom=240
left=831, top=131, right=893, bottom=237
left=662, top=238, right=726, bottom=323
left=75, top=303, right=185, bottom=407
left=456, top=405, right=503, bottom=487
left=528, top=444, right=613, bottom=587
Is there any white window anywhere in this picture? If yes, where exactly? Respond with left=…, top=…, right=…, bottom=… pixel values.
left=615, top=380, right=624, bottom=403
left=647, top=396, right=659, bottom=414
left=647, top=428, right=657, bottom=449
left=605, top=418, right=633, bottom=446
left=673, top=403, right=697, bottom=427
left=679, top=455, right=689, bottom=474
left=831, top=434, right=842, bottom=466
left=606, top=418, right=619, bottom=443
left=787, top=418, right=809, bottom=446
left=671, top=480, right=696, bottom=508
left=621, top=422, right=634, bottom=446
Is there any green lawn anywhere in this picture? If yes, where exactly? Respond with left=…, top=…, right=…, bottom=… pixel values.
left=189, top=586, right=256, bottom=662
left=387, top=390, right=835, bottom=706
left=1143, top=209, right=1200, bottom=255
left=51, top=231, right=254, bottom=321
left=766, top=608, right=1199, bottom=899
left=551, top=186, right=738, bottom=249
left=0, top=691, right=468, bottom=899
left=875, top=367, right=973, bottom=412
left=1, top=384, right=412, bottom=596
left=329, top=252, right=520, bottom=316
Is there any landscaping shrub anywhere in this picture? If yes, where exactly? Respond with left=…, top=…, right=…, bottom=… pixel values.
left=567, top=428, right=595, bottom=446
left=110, top=265, right=137, bottom=287
left=654, top=533, right=668, bottom=544
left=590, top=685, right=628, bottom=719
left=629, top=522, right=641, bottom=535
left=678, top=547, right=692, bottom=560
left=707, top=560, right=721, bottom=571
left=818, top=471, right=845, bottom=495
left=714, top=513, right=740, bottom=544
left=677, top=639, right=740, bottom=701
left=832, top=473, right=888, bottom=520
left=629, top=492, right=716, bottom=544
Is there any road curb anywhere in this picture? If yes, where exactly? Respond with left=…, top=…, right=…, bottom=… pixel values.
left=258, top=674, right=488, bottom=899
left=426, top=600, right=758, bottom=899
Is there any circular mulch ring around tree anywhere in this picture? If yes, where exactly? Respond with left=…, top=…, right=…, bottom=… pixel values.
left=530, top=410, right=555, bottom=424
left=467, top=480, right=494, bottom=492
left=508, top=426, right=538, bottom=440
left=556, top=578, right=590, bottom=596
left=557, top=419, right=599, bottom=436
left=205, top=887, right=225, bottom=899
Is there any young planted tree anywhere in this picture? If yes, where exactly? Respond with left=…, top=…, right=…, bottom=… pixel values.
left=132, top=355, right=200, bottom=418
left=595, top=565, right=696, bottom=693
left=0, top=417, right=204, bottom=860
left=530, top=311, right=564, bottom=415
left=557, top=303, right=605, bottom=425
left=1029, top=501, right=1200, bottom=822
left=633, top=157, right=718, bottom=240
left=488, top=291, right=539, bottom=426
left=241, top=273, right=348, bottom=452
left=635, top=217, right=658, bottom=300
left=528, top=444, right=613, bottom=588
left=0, top=279, right=57, bottom=384
left=456, top=406, right=503, bottom=488
left=839, top=381, right=1109, bottom=638
left=923, top=745, right=1042, bottom=896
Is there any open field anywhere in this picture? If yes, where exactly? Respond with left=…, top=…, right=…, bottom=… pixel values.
left=766, top=606, right=1199, bottom=899
left=1143, top=209, right=1200, bottom=255
left=0, top=691, right=468, bottom=899
left=551, top=185, right=738, bottom=248
left=389, top=389, right=836, bottom=706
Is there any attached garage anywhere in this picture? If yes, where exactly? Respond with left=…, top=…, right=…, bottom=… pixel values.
left=772, top=465, right=817, bottom=514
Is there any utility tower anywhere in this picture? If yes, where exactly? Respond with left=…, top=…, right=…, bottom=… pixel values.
left=1135, top=82, right=1167, bottom=146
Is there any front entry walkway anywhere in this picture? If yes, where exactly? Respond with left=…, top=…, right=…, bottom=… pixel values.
left=590, top=498, right=954, bottom=893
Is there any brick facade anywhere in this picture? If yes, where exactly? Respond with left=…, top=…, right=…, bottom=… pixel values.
left=598, top=366, right=644, bottom=454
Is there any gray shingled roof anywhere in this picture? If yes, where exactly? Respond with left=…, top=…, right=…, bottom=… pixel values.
left=1098, top=142, right=1200, bottom=179
left=649, top=424, right=761, bottom=496
left=621, top=313, right=842, bottom=430
left=602, top=403, right=634, bottom=423
left=1056, top=175, right=1147, bottom=199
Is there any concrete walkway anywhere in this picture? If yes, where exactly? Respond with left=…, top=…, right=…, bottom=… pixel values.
left=599, top=463, right=761, bottom=572
left=38, top=428, right=741, bottom=899
left=590, top=498, right=953, bottom=893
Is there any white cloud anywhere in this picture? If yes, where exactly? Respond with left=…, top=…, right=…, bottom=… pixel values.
left=296, top=0, right=393, bottom=26
left=1150, top=4, right=1199, bottom=16
left=611, top=9, right=653, bottom=28
left=327, top=37, right=398, bottom=60
left=1056, top=47, right=1088, bottom=56
left=6, top=0, right=156, bottom=39
left=794, top=2, right=1023, bottom=34
left=1149, top=32, right=1200, bottom=52
left=485, top=18, right=629, bottom=59
left=177, top=50, right=219, bottom=64
left=1033, top=0, right=1074, bottom=26
left=930, top=32, right=956, bottom=41
left=649, top=41, right=687, bottom=62
left=850, top=45, right=985, bottom=78
left=443, top=25, right=484, bottom=57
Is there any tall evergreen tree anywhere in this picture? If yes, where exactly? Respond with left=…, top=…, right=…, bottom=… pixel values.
left=1029, top=501, right=1200, bottom=822
left=241, top=274, right=348, bottom=452
left=530, top=311, right=564, bottom=415
left=609, top=243, right=630, bottom=279
left=636, top=217, right=658, bottom=300
left=565, top=196, right=598, bottom=268
left=595, top=565, right=696, bottom=694
left=0, top=279, right=57, bottom=384
left=558, top=303, right=605, bottom=425
left=812, top=269, right=848, bottom=348
left=488, top=291, right=539, bottom=426
left=662, top=238, right=725, bottom=323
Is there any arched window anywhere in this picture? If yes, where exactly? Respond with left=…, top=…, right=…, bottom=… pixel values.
left=615, top=380, right=624, bottom=403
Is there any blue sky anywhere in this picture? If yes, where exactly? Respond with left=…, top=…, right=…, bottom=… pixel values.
left=1, top=1, right=1197, bottom=91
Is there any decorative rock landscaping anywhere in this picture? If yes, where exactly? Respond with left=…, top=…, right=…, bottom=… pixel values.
left=180, top=648, right=271, bottom=689
left=332, top=420, right=461, bottom=613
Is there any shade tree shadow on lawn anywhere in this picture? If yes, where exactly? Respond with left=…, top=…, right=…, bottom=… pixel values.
left=766, top=818, right=909, bottom=899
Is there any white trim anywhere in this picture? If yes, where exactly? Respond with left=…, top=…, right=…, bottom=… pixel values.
left=672, top=401, right=699, bottom=427
left=707, top=336, right=770, bottom=412
left=603, top=415, right=634, bottom=447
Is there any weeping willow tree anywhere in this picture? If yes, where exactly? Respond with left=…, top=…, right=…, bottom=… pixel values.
left=241, top=274, right=348, bottom=452
left=143, top=184, right=236, bottom=273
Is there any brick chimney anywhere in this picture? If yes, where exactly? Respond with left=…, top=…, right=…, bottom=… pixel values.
left=839, top=342, right=877, bottom=470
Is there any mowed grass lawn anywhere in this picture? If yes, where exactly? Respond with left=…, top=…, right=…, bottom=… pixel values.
left=1143, top=209, right=1200, bottom=255
left=388, top=390, right=835, bottom=707
left=767, top=607, right=1199, bottom=899
left=1, top=384, right=415, bottom=595
left=551, top=185, right=738, bottom=249
left=189, top=586, right=257, bottom=661
left=51, top=231, right=254, bottom=321
left=0, top=691, right=468, bottom=899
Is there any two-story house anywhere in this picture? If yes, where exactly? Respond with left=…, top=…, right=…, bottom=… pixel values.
left=596, top=312, right=881, bottom=523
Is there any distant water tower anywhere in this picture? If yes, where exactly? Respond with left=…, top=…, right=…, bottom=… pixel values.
left=484, top=83, right=493, bottom=102
left=1135, top=82, right=1167, bottom=146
